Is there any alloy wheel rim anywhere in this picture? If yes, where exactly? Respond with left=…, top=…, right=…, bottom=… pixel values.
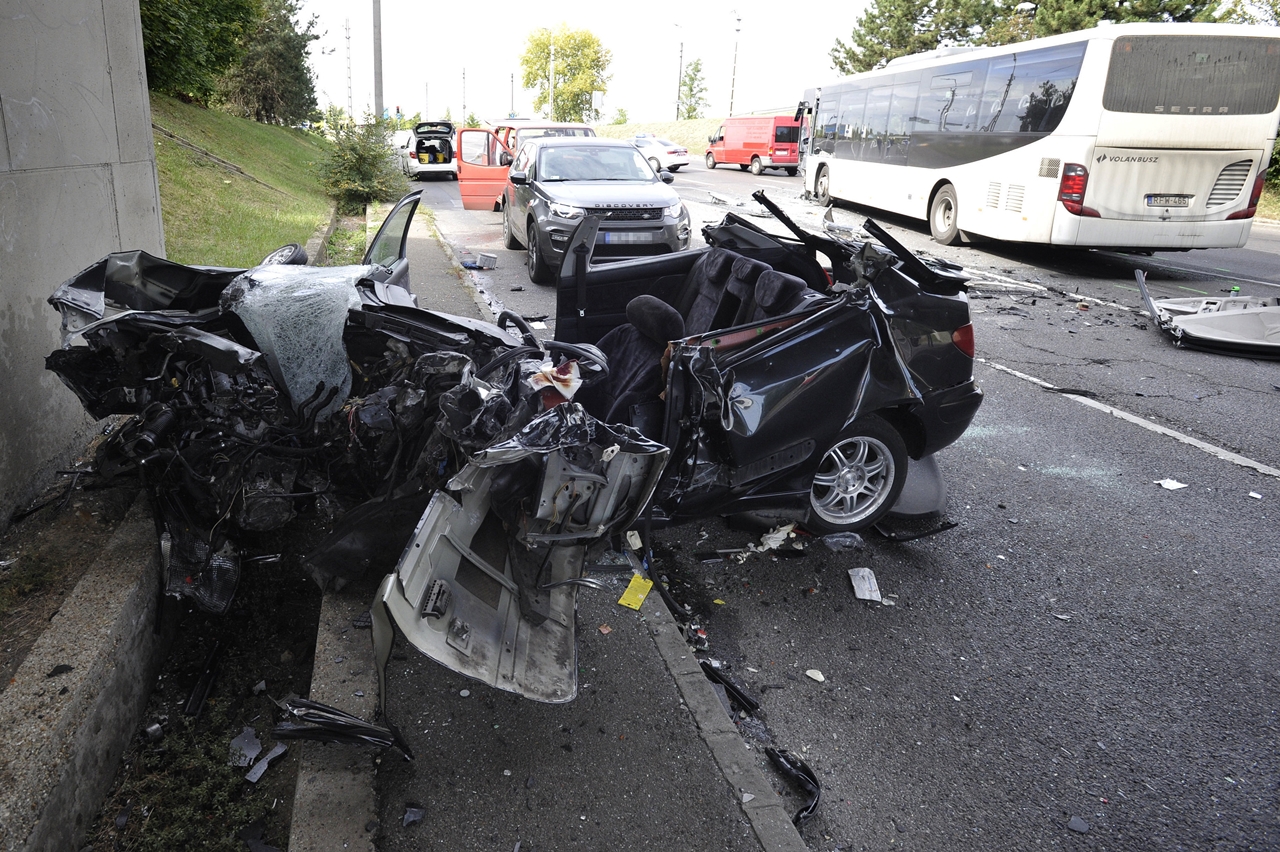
left=810, top=435, right=895, bottom=525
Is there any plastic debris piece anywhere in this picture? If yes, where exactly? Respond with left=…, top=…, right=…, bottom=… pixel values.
left=460, top=689, right=470, bottom=698
left=617, top=573, right=653, bottom=610
left=252, top=680, right=267, bottom=695
left=1155, top=479, right=1188, bottom=490
left=230, top=726, right=263, bottom=766
left=766, top=746, right=822, bottom=825
left=700, top=661, right=760, bottom=714
left=821, top=532, right=865, bottom=552
left=625, top=530, right=643, bottom=551
left=115, top=802, right=134, bottom=830
left=403, top=806, right=426, bottom=827
left=848, top=567, right=882, bottom=602
left=713, top=599, right=726, bottom=605
left=805, top=669, right=825, bottom=683
left=598, top=624, right=612, bottom=635
left=245, top=742, right=286, bottom=783
left=144, top=722, right=165, bottom=743
left=1067, top=815, right=1090, bottom=833
left=742, top=792, right=756, bottom=803
left=1249, top=492, right=1262, bottom=499
left=272, top=696, right=412, bottom=759
left=1053, top=613, right=1072, bottom=621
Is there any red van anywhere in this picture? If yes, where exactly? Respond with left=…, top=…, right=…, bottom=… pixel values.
left=705, top=115, right=801, bottom=176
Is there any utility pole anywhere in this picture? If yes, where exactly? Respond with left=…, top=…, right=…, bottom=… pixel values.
left=462, top=68, right=466, bottom=120
left=372, top=0, right=384, bottom=119
left=549, top=43, right=555, bottom=120
left=729, top=11, right=741, bottom=116
left=675, top=42, right=683, bottom=120
left=425, top=82, right=428, bottom=120
left=345, top=19, right=352, bottom=119
left=511, top=73, right=514, bottom=117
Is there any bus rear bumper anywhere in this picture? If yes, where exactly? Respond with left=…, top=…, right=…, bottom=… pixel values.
left=1052, top=215, right=1252, bottom=250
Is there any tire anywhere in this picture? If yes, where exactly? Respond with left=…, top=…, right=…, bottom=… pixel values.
left=259, top=243, right=308, bottom=266
left=929, top=185, right=961, bottom=246
left=502, top=204, right=522, bottom=250
left=668, top=165, right=681, bottom=172
left=814, top=165, right=831, bottom=206
left=526, top=219, right=553, bottom=284
left=705, top=152, right=716, bottom=169
left=749, top=157, right=763, bottom=176
left=806, top=415, right=907, bottom=534
left=649, top=157, right=662, bottom=173
left=738, top=163, right=749, bottom=171
left=786, top=168, right=798, bottom=177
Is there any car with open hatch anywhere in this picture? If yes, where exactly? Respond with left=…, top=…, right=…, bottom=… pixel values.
left=401, top=120, right=456, bottom=180
left=498, top=136, right=692, bottom=283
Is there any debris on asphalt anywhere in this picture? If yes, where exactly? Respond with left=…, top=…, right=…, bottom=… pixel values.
left=617, top=573, right=653, bottom=610
left=229, top=726, right=263, bottom=767
left=1155, top=479, right=1189, bottom=490
left=848, top=567, right=883, bottom=603
left=252, top=680, right=267, bottom=695
left=236, top=819, right=283, bottom=852
left=143, top=721, right=165, bottom=743
left=598, top=624, right=612, bottom=635
left=1067, top=815, right=1091, bottom=833
left=114, top=802, right=134, bottom=830
left=352, top=609, right=373, bottom=629
left=700, top=660, right=760, bottom=715
left=805, top=669, right=825, bottom=683
left=821, top=532, right=864, bottom=551
left=766, top=746, right=822, bottom=825
left=45, top=664, right=73, bottom=678
left=1249, top=492, right=1262, bottom=499
left=272, top=696, right=412, bottom=758
left=683, top=622, right=710, bottom=651
left=402, top=805, right=426, bottom=827
left=244, top=742, right=286, bottom=783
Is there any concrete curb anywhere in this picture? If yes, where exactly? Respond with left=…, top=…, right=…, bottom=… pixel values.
left=0, top=493, right=167, bottom=852
left=640, top=592, right=810, bottom=852
left=305, top=205, right=339, bottom=266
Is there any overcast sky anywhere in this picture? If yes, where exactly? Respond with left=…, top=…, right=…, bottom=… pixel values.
left=300, top=0, right=867, bottom=123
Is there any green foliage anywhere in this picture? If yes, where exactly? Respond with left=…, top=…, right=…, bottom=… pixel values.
left=520, top=26, right=612, bottom=122
left=140, top=0, right=259, bottom=101
left=465, top=112, right=482, bottom=127
left=678, top=59, right=709, bottom=120
left=830, top=0, right=1221, bottom=72
left=218, top=0, right=320, bottom=124
left=320, top=114, right=407, bottom=213
left=1219, top=0, right=1280, bottom=22
left=611, top=108, right=630, bottom=125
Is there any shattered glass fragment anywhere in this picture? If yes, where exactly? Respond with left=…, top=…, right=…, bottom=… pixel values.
left=229, top=726, right=263, bottom=767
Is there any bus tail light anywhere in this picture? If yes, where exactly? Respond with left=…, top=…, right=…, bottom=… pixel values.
left=1058, top=164, right=1100, bottom=217
left=951, top=324, right=975, bottom=358
left=1226, top=174, right=1266, bottom=220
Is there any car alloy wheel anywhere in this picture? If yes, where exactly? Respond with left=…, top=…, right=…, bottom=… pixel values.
left=808, top=415, right=907, bottom=532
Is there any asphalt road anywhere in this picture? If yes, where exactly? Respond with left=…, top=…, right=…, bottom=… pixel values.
left=410, top=171, right=1280, bottom=851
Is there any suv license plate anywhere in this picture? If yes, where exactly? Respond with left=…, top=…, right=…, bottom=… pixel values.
left=600, top=232, right=653, bottom=244
left=1146, top=194, right=1190, bottom=207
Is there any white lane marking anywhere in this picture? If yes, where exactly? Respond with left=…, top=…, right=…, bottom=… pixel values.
left=1102, top=252, right=1280, bottom=291
left=980, top=359, right=1280, bottom=479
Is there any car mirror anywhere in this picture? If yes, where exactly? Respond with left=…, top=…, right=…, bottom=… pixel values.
left=509, top=170, right=528, bottom=185
left=660, top=170, right=674, bottom=185
left=499, top=150, right=513, bottom=167
left=708, top=135, right=717, bottom=143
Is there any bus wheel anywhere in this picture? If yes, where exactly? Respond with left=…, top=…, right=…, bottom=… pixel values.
left=814, top=166, right=830, bottom=206
left=750, top=157, right=763, bottom=175
left=705, top=152, right=717, bottom=169
left=930, top=185, right=961, bottom=245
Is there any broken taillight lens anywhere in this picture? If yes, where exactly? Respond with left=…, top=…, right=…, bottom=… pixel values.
left=1058, top=163, right=1099, bottom=217
left=1226, top=174, right=1265, bottom=220
left=952, top=323, right=975, bottom=358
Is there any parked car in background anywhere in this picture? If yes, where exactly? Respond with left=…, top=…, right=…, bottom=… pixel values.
left=497, top=137, right=691, bottom=283
left=455, top=121, right=596, bottom=211
left=631, top=135, right=690, bottom=172
left=402, top=121, right=456, bottom=180
left=706, top=115, right=802, bottom=175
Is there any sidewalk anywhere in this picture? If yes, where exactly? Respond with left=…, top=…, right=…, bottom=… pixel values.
left=288, top=205, right=809, bottom=852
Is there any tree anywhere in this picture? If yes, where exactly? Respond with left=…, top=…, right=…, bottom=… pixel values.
left=1219, top=0, right=1280, bottom=22
left=218, top=0, right=320, bottom=124
left=139, top=0, right=258, bottom=101
left=611, top=108, right=630, bottom=125
left=465, top=112, right=482, bottom=127
left=320, top=114, right=406, bottom=212
left=520, top=27, right=612, bottom=122
left=678, top=59, right=709, bottom=120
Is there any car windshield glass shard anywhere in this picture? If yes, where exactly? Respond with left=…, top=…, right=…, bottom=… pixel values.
left=221, top=265, right=364, bottom=420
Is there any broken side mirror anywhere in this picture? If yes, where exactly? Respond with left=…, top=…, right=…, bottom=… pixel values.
left=499, top=150, right=513, bottom=167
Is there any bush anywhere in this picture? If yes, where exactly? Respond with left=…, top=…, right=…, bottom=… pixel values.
left=320, top=115, right=406, bottom=213
left=1269, top=139, right=1279, bottom=184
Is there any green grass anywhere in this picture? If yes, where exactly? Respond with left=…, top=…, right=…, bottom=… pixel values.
left=595, top=118, right=728, bottom=155
left=150, top=94, right=333, bottom=266
left=1257, top=183, right=1280, bottom=221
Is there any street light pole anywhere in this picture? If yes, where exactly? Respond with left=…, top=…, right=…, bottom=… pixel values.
left=728, top=12, right=741, bottom=116
left=675, top=41, right=684, bottom=120
left=372, top=0, right=384, bottom=119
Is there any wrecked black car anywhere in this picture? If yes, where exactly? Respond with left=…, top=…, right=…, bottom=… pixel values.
left=46, top=189, right=981, bottom=704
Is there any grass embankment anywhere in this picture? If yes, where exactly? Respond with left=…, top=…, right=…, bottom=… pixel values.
left=595, top=118, right=724, bottom=154
left=150, top=94, right=333, bottom=266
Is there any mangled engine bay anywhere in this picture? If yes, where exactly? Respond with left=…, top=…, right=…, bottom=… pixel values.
left=46, top=195, right=980, bottom=707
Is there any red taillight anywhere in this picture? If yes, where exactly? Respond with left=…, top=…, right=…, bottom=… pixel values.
left=410, top=151, right=418, bottom=160
left=952, top=323, right=975, bottom=358
left=1058, top=163, right=1100, bottom=217
left=1227, top=174, right=1266, bottom=220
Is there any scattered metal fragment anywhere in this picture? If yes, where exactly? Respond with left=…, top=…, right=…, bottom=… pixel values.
left=183, top=641, right=221, bottom=717
left=821, top=532, right=864, bottom=551
left=229, top=726, right=263, bottom=767
left=700, top=661, right=760, bottom=714
left=244, top=742, right=287, bottom=783
left=1067, top=815, right=1091, bottom=833
left=1136, top=268, right=1280, bottom=359
left=252, top=680, right=267, bottom=695
left=144, top=722, right=165, bottom=743
left=765, top=746, right=822, bottom=825
left=848, top=567, right=882, bottom=603
left=402, top=805, right=426, bottom=827
left=272, top=697, right=412, bottom=759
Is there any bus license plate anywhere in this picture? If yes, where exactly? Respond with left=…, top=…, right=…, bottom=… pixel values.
left=600, top=232, right=652, bottom=243
left=1146, top=194, right=1190, bottom=207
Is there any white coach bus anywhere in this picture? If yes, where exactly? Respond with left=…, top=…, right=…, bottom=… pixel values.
left=799, top=23, right=1280, bottom=250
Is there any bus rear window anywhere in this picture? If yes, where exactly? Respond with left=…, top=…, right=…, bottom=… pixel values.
left=775, top=125, right=799, bottom=144
left=1104, top=36, right=1280, bottom=115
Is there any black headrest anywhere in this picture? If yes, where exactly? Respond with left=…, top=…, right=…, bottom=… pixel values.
left=700, top=247, right=739, bottom=281
left=626, top=294, right=685, bottom=344
left=726, top=256, right=770, bottom=297
left=755, top=270, right=808, bottom=310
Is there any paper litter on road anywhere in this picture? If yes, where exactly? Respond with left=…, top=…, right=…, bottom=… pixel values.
left=1155, top=479, right=1188, bottom=490
left=848, top=567, right=882, bottom=602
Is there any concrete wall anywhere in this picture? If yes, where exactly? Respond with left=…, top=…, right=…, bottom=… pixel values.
left=0, top=0, right=163, bottom=524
